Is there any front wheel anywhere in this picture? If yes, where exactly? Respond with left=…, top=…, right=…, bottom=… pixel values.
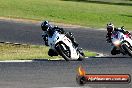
left=122, top=43, right=132, bottom=57
left=78, top=54, right=84, bottom=61
left=55, top=43, right=71, bottom=61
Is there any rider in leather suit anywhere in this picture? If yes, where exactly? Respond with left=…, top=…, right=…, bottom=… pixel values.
left=41, top=21, right=78, bottom=56
left=106, top=23, right=132, bottom=55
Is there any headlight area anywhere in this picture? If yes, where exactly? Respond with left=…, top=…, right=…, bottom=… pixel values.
left=113, top=40, right=121, bottom=46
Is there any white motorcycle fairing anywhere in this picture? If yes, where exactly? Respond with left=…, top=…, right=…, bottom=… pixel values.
left=47, top=31, right=79, bottom=60
left=112, top=31, right=132, bottom=46
left=111, top=31, right=132, bottom=56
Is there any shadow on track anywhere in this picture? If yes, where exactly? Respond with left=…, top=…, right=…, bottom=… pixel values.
left=32, top=56, right=131, bottom=62
left=32, top=59, right=84, bottom=62
left=90, top=56, right=131, bottom=59
left=61, top=0, right=132, bottom=6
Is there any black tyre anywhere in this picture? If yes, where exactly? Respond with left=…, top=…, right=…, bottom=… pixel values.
left=111, top=47, right=118, bottom=55
left=78, top=52, right=85, bottom=61
left=122, top=44, right=132, bottom=57
left=56, top=43, right=71, bottom=61
left=111, top=50, right=117, bottom=55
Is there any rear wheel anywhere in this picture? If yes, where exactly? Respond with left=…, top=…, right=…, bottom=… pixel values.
left=78, top=54, right=84, bottom=61
left=122, top=43, right=132, bottom=57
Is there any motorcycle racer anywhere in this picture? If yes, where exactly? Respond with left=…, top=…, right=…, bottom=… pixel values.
left=41, top=21, right=79, bottom=56
left=106, top=23, right=132, bottom=55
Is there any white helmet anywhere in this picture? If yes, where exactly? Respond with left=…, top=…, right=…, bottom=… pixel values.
left=107, top=23, right=114, bottom=32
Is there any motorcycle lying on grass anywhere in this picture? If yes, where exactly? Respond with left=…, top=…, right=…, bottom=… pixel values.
left=46, top=31, right=85, bottom=61
left=111, top=30, right=132, bottom=57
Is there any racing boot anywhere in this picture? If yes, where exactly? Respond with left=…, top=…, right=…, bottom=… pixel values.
left=69, top=35, right=79, bottom=47
left=66, top=32, right=79, bottom=47
left=48, top=49, right=58, bottom=57
left=72, top=40, right=79, bottom=48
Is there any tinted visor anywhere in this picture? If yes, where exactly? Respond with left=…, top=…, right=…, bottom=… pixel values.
left=107, top=27, right=113, bottom=32
left=42, top=25, right=49, bottom=31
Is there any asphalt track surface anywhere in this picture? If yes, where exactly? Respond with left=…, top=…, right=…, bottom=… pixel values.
left=0, top=20, right=132, bottom=88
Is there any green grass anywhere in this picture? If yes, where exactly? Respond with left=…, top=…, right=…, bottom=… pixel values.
left=83, top=50, right=96, bottom=57
left=0, top=0, right=131, bottom=29
left=0, top=43, right=53, bottom=60
left=0, top=43, right=96, bottom=60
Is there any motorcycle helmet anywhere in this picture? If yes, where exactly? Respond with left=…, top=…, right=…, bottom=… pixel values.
left=41, top=21, right=50, bottom=31
left=107, top=23, right=114, bottom=32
